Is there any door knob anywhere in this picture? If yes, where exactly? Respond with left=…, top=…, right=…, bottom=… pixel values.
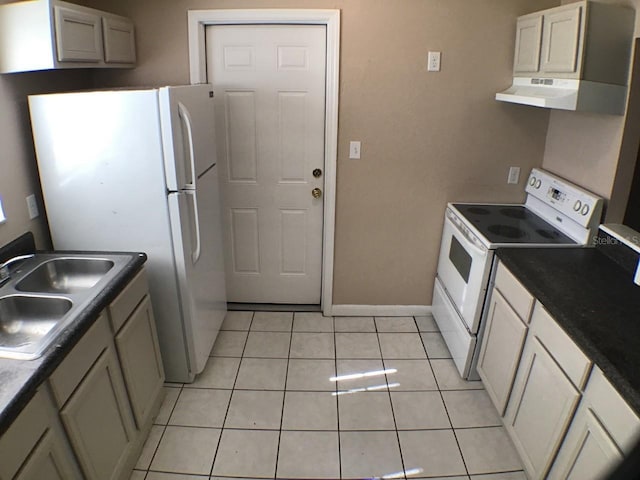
left=312, top=188, right=322, bottom=199
left=313, top=168, right=322, bottom=178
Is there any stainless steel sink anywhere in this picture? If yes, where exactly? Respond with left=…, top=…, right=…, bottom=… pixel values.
left=0, top=253, right=132, bottom=360
left=0, top=296, right=72, bottom=350
left=16, top=258, right=115, bottom=294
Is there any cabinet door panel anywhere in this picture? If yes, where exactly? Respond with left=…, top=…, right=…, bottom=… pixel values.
left=477, top=289, right=528, bottom=415
left=15, top=430, right=75, bottom=480
left=505, top=336, right=581, bottom=479
left=514, top=15, right=543, bottom=74
left=102, top=16, right=136, bottom=64
left=60, top=347, right=135, bottom=480
left=115, top=295, right=165, bottom=428
left=540, top=4, right=583, bottom=74
left=549, top=406, right=623, bottom=480
left=54, top=6, right=103, bottom=62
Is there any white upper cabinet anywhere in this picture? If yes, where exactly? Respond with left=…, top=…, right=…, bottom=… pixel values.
left=0, top=0, right=136, bottom=74
left=513, top=15, right=543, bottom=74
left=539, top=3, right=583, bottom=75
left=512, top=1, right=634, bottom=85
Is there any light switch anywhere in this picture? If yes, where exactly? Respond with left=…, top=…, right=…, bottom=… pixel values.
left=349, top=141, right=361, bottom=159
left=0, top=195, right=6, bottom=224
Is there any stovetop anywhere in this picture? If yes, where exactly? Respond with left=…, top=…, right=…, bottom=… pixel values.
left=452, top=204, right=577, bottom=245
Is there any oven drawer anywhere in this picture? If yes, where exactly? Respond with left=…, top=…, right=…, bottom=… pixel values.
left=433, top=277, right=476, bottom=378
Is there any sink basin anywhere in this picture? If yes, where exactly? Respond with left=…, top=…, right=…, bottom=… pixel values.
left=0, top=295, right=72, bottom=352
left=16, top=258, right=115, bottom=294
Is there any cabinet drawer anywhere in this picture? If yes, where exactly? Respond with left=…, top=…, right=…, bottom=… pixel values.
left=109, top=269, right=147, bottom=333
left=495, top=261, right=534, bottom=322
left=530, top=302, right=591, bottom=389
left=49, top=312, right=111, bottom=408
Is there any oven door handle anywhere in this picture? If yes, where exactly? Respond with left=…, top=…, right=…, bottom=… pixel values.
left=446, top=217, right=488, bottom=257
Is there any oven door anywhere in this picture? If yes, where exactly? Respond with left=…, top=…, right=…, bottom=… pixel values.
left=436, top=209, right=492, bottom=333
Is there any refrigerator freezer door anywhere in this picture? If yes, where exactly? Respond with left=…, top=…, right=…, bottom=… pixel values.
left=168, top=166, right=227, bottom=375
left=160, top=84, right=218, bottom=191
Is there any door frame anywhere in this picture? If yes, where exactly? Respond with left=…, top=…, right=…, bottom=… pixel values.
left=187, top=9, right=340, bottom=315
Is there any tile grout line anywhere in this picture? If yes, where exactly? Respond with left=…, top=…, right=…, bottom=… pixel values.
left=332, top=314, right=342, bottom=480
left=375, top=315, right=409, bottom=480
left=208, top=310, right=255, bottom=478
left=273, top=312, right=294, bottom=480
left=416, top=315, right=472, bottom=479
left=142, top=380, right=185, bottom=476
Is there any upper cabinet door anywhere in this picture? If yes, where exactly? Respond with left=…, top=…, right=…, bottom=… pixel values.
left=54, top=5, right=103, bottom=62
left=514, top=15, right=543, bottom=74
left=540, top=3, right=583, bottom=75
left=102, top=15, right=136, bottom=64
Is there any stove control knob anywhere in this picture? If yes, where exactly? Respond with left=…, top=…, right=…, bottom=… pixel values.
left=535, top=179, right=542, bottom=189
left=574, top=200, right=582, bottom=212
left=529, top=176, right=536, bottom=186
left=581, top=204, right=590, bottom=216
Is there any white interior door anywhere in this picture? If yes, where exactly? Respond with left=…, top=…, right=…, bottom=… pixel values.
left=206, top=25, right=326, bottom=304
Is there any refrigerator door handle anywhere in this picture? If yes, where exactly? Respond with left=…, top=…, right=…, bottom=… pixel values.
left=178, top=102, right=197, bottom=189
left=187, top=190, right=202, bottom=264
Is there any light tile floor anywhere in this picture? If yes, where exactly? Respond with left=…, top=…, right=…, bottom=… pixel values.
left=131, top=311, right=526, bottom=480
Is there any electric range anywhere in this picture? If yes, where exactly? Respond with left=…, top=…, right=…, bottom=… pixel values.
left=433, top=168, right=603, bottom=379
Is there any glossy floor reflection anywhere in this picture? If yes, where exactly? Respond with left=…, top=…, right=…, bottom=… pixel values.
left=130, top=312, right=526, bottom=480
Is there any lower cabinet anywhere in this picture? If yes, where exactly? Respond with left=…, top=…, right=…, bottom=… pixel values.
left=504, top=302, right=591, bottom=479
left=548, top=368, right=640, bottom=480
left=111, top=271, right=164, bottom=429
left=0, top=266, right=165, bottom=480
left=59, top=345, right=136, bottom=480
left=477, top=288, right=528, bottom=415
left=51, top=312, right=137, bottom=480
left=0, top=388, right=81, bottom=480
left=478, top=261, right=640, bottom=480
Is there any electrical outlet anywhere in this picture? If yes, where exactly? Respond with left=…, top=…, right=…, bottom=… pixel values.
left=508, top=166, right=521, bottom=184
left=0, top=195, right=6, bottom=224
left=26, top=194, right=39, bottom=220
left=428, top=51, right=441, bottom=72
left=349, top=141, right=361, bottom=159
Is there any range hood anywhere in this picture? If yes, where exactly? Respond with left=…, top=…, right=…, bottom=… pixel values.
left=496, top=77, right=627, bottom=115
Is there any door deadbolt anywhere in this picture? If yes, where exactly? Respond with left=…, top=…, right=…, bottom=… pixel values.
left=313, top=168, right=322, bottom=178
left=312, top=188, right=322, bottom=199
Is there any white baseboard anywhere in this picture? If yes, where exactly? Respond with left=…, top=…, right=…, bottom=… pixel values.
left=328, top=305, right=432, bottom=317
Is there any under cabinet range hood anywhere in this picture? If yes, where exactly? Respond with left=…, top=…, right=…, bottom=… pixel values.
left=496, top=77, right=627, bottom=115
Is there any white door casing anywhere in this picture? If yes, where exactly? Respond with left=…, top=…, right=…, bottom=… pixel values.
left=189, top=10, right=340, bottom=315
left=206, top=25, right=325, bottom=304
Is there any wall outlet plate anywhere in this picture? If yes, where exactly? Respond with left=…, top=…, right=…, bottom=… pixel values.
left=26, top=194, right=39, bottom=220
left=508, top=166, right=521, bottom=184
left=349, top=141, right=361, bottom=159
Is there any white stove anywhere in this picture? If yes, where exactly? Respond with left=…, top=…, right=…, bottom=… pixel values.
left=433, top=168, right=603, bottom=379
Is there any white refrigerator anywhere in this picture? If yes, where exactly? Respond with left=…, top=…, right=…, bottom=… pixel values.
left=28, top=84, right=227, bottom=383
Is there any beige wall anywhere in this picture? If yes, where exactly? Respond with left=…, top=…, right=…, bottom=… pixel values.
left=0, top=10, right=93, bottom=250
left=84, top=0, right=557, bottom=305
left=542, top=0, right=640, bottom=220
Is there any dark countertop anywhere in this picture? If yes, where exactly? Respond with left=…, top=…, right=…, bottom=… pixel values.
left=0, top=249, right=146, bottom=436
left=496, top=247, right=640, bottom=414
